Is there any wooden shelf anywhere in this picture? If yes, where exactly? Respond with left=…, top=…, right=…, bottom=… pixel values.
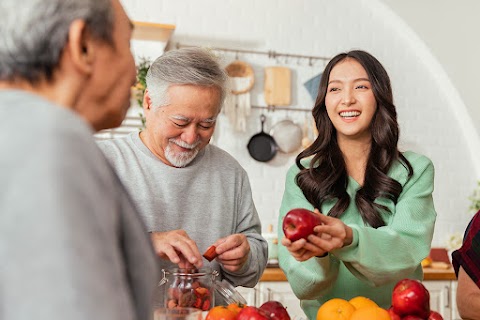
left=260, top=267, right=457, bottom=282
left=132, top=21, right=175, bottom=42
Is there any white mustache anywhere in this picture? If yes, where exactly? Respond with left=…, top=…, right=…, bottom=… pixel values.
left=169, top=138, right=200, bottom=150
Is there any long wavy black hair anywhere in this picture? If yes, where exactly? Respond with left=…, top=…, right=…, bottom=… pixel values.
left=296, top=50, right=413, bottom=228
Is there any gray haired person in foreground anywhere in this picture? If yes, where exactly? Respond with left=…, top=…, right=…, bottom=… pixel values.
left=98, top=48, right=268, bottom=305
left=0, top=0, right=158, bottom=319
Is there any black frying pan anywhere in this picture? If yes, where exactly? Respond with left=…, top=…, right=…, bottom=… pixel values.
left=247, top=114, right=278, bottom=162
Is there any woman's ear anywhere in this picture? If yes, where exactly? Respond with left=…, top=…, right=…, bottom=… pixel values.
left=66, top=19, right=95, bottom=75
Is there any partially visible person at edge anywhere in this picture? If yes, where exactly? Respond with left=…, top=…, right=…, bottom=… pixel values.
left=277, top=50, right=436, bottom=319
left=98, top=47, right=268, bottom=304
left=452, top=210, right=480, bottom=320
left=0, top=0, right=157, bottom=319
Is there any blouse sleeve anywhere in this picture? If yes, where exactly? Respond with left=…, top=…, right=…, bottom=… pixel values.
left=277, top=164, right=340, bottom=299
left=333, top=155, right=436, bottom=286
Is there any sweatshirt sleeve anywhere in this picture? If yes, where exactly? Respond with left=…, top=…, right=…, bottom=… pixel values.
left=277, top=164, right=341, bottom=299
left=221, top=169, right=268, bottom=287
left=333, top=155, right=436, bottom=286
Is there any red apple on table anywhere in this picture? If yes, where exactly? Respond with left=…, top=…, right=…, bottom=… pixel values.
left=237, top=306, right=270, bottom=320
left=428, top=310, right=444, bottom=320
left=392, top=278, right=430, bottom=319
left=260, top=301, right=291, bottom=320
left=402, top=316, right=425, bottom=320
left=387, top=307, right=401, bottom=320
left=282, top=208, right=322, bottom=241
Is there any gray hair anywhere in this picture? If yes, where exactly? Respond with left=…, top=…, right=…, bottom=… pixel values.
left=146, top=47, right=228, bottom=109
left=0, top=0, right=114, bottom=83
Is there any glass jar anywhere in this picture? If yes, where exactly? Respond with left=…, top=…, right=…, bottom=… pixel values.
left=158, top=267, right=217, bottom=311
left=152, top=267, right=247, bottom=311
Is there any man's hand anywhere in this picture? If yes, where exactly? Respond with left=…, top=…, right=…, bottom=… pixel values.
left=212, top=234, right=250, bottom=272
left=150, top=230, right=203, bottom=268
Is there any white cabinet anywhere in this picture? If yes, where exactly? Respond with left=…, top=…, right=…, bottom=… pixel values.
left=423, top=280, right=452, bottom=320
left=257, top=282, right=307, bottom=320
left=235, top=282, right=306, bottom=320
left=450, top=281, right=460, bottom=320
left=235, top=286, right=257, bottom=306
left=423, top=280, right=462, bottom=320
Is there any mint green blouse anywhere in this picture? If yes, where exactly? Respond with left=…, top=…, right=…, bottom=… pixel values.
left=277, top=151, right=436, bottom=320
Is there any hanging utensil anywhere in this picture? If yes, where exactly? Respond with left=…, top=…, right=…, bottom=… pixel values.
left=264, top=66, right=291, bottom=106
left=247, top=114, right=278, bottom=162
left=269, top=119, right=303, bottom=153
left=224, top=60, right=254, bottom=132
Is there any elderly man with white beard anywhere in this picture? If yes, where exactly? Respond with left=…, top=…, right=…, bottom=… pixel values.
left=98, top=47, right=267, bottom=303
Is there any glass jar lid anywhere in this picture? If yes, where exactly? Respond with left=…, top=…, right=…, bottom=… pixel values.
left=214, top=279, right=247, bottom=305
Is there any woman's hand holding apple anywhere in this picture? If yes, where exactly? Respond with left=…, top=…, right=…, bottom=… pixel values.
left=282, top=208, right=353, bottom=261
left=282, top=236, right=322, bottom=261
left=308, top=212, right=353, bottom=251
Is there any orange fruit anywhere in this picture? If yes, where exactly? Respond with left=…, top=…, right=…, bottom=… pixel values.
left=350, top=306, right=391, bottom=320
left=348, top=296, right=379, bottom=310
left=316, top=298, right=356, bottom=320
left=421, top=257, right=433, bottom=268
left=205, top=306, right=237, bottom=320
left=226, top=302, right=247, bottom=316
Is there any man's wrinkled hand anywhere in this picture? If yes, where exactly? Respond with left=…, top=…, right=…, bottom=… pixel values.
left=212, top=234, right=250, bottom=272
left=150, top=230, right=203, bottom=268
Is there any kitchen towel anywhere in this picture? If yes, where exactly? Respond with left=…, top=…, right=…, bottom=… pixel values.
left=303, top=72, right=322, bottom=101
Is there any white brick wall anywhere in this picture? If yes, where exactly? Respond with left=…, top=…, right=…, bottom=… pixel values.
left=121, top=0, right=479, bottom=247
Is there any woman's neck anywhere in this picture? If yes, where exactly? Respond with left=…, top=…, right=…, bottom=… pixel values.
left=338, top=136, right=371, bottom=186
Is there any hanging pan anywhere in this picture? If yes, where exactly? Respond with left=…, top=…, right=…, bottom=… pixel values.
left=247, top=114, right=278, bottom=162
left=270, top=118, right=303, bottom=153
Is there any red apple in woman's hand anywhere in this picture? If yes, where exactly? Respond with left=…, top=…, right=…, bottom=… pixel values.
left=392, top=279, right=430, bottom=319
left=282, top=208, right=322, bottom=241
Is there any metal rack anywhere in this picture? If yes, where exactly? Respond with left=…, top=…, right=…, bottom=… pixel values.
left=172, top=42, right=324, bottom=113
left=250, top=105, right=312, bottom=113
left=174, top=43, right=330, bottom=65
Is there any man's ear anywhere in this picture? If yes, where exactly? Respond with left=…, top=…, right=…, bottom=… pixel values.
left=143, top=89, right=152, bottom=111
left=66, top=19, right=95, bottom=75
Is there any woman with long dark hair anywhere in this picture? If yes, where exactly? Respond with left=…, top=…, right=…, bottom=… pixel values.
left=278, top=50, right=436, bottom=319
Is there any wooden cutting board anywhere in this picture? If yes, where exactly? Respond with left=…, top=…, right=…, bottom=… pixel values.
left=264, top=66, right=291, bottom=106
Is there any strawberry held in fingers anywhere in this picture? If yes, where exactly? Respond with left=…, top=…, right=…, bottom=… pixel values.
left=203, top=245, right=218, bottom=262
left=282, top=208, right=322, bottom=242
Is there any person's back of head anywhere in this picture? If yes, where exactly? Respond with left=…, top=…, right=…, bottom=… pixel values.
left=0, top=0, right=137, bottom=131
left=0, top=0, right=114, bottom=84
left=146, top=47, right=228, bottom=109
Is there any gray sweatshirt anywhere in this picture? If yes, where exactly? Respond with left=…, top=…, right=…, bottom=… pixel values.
left=98, top=132, right=268, bottom=290
left=0, top=91, right=158, bottom=320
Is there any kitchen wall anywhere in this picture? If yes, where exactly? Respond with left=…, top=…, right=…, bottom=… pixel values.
left=121, top=0, right=479, bottom=247
left=380, top=0, right=480, bottom=144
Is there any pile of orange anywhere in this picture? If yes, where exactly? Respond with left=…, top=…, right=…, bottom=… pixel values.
left=206, top=302, right=247, bottom=320
left=316, top=296, right=390, bottom=320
